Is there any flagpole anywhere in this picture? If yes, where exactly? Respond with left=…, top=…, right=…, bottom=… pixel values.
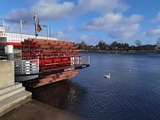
left=20, top=20, right=23, bottom=34
left=33, top=12, right=37, bottom=37
left=47, top=26, right=49, bottom=39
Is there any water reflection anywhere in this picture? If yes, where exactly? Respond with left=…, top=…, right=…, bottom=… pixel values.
left=31, top=80, right=88, bottom=110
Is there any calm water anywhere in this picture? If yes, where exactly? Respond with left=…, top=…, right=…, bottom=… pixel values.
left=32, top=53, right=160, bottom=120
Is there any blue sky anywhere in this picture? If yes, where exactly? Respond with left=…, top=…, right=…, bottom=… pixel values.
left=1, top=0, right=160, bottom=45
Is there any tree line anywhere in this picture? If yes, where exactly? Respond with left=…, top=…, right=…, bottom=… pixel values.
left=76, top=39, right=160, bottom=53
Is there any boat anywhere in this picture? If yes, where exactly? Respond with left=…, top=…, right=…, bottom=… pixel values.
left=0, top=14, right=90, bottom=87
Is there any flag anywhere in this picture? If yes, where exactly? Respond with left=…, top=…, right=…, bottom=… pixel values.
left=37, top=23, right=42, bottom=33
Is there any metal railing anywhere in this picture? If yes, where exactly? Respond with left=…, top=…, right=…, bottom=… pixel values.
left=71, top=56, right=90, bottom=65
left=14, top=56, right=90, bottom=75
left=0, top=18, right=57, bottom=42
left=15, top=59, right=39, bottom=75
left=0, top=32, right=58, bottom=43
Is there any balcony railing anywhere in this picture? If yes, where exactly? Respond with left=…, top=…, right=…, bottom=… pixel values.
left=15, top=59, right=39, bottom=75
left=0, top=32, right=58, bottom=43
left=71, top=56, right=90, bottom=66
left=14, top=56, right=90, bottom=75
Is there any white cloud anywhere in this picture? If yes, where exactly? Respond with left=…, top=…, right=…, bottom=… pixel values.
left=31, top=0, right=75, bottom=20
left=146, top=25, right=160, bottom=36
left=6, top=8, right=33, bottom=20
left=80, top=13, right=122, bottom=30
left=53, top=31, right=100, bottom=45
left=151, top=11, right=160, bottom=22
left=78, top=34, right=100, bottom=45
left=5, top=0, right=144, bottom=43
left=80, top=13, right=143, bottom=39
left=6, top=0, right=75, bottom=20
left=144, top=11, right=160, bottom=38
left=76, top=0, right=129, bottom=14
left=108, top=23, right=140, bottom=38
left=6, top=0, right=129, bottom=20
left=156, top=12, right=160, bottom=20
left=49, top=22, right=75, bottom=40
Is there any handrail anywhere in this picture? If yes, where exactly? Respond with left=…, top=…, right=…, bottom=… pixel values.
left=14, top=56, right=90, bottom=75
left=15, top=59, right=39, bottom=75
left=0, top=32, right=58, bottom=43
left=71, top=56, right=90, bottom=65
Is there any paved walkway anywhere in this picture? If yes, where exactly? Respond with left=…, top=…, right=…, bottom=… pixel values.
left=0, top=100, right=87, bottom=120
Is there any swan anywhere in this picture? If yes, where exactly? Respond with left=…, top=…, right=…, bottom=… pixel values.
left=104, top=73, right=111, bottom=79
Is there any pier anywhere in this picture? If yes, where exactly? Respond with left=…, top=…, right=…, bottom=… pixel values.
left=0, top=61, right=31, bottom=117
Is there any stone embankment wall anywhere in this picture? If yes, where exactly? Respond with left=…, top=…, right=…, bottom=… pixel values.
left=0, top=61, right=14, bottom=88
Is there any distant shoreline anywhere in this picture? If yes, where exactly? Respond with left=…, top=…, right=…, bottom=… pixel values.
left=80, top=50, right=160, bottom=54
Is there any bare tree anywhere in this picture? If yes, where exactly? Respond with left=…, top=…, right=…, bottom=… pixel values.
left=156, top=38, right=160, bottom=47
left=135, top=40, right=142, bottom=47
